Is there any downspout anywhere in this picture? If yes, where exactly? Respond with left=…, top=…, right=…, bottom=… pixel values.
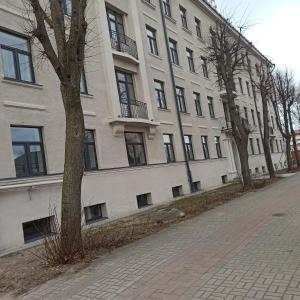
left=158, top=0, right=194, bottom=193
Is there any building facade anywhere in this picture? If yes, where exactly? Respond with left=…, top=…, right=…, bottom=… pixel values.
left=0, top=0, right=285, bottom=254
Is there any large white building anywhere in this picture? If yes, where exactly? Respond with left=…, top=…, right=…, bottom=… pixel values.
left=0, top=0, right=285, bottom=254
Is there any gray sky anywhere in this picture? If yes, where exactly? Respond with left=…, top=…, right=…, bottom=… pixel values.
left=215, top=0, right=300, bottom=83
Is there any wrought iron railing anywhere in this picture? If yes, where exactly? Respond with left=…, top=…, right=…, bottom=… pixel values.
left=110, top=31, right=138, bottom=60
left=120, top=100, right=148, bottom=119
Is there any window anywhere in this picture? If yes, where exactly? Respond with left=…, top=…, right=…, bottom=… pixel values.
left=192, top=181, right=201, bottom=192
left=163, top=0, right=171, bottom=17
left=195, top=18, right=202, bottom=39
left=280, top=140, right=283, bottom=152
left=251, top=109, right=256, bottom=126
left=176, top=86, right=187, bottom=113
left=246, top=81, right=251, bottom=96
left=262, top=166, right=266, bottom=173
left=270, top=138, right=275, bottom=153
left=11, top=127, right=46, bottom=178
left=257, top=138, right=262, bottom=154
left=236, top=105, right=240, bottom=118
left=257, top=111, right=262, bottom=127
left=255, top=167, right=259, bottom=174
left=169, top=39, right=179, bottom=65
left=84, top=130, right=98, bottom=171
left=107, top=8, right=125, bottom=52
left=201, top=57, right=209, bottom=78
left=172, top=185, right=183, bottom=197
left=0, top=30, right=35, bottom=83
left=249, top=138, right=255, bottom=155
left=221, top=175, right=228, bottom=184
left=214, top=136, right=222, bottom=158
left=84, top=203, right=106, bottom=224
left=184, top=135, right=194, bottom=161
left=154, top=80, right=167, bottom=109
left=238, top=77, right=244, bottom=94
left=194, top=92, right=202, bottom=116
left=244, top=107, right=248, bottom=121
left=125, top=132, right=147, bottom=166
left=186, top=48, right=195, bottom=72
left=271, top=116, right=275, bottom=129
left=276, top=139, right=279, bottom=152
left=180, top=6, right=188, bottom=29
left=137, top=193, right=152, bottom=208
left=207, top=97, right=215, bottom=118
left=23, top=216, right=53, bottom=243
left=80, top=70, right=88, bottom=94
left=163, top=134, right=176, bottom=163
left=146, top=26, right=158, bottom=55
left=201, top=135, right=210, bottom=159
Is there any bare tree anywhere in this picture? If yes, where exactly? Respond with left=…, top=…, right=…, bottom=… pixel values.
left=272, top=69, right=295, bottom=171
left=207, top=19, right=252, bottom=188
left=247, top=59, right=276, bottom=178
left=24, top=0, right=88, bottom=261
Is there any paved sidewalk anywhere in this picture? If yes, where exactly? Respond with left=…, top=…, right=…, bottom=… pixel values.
left=20, top=173, right=300, bottom=300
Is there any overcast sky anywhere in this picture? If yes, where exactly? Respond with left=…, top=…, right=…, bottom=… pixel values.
left=214, top=0, right=300, bottom=83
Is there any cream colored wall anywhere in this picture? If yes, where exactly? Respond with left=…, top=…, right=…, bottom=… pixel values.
left=0, top=0, right=285, bottom=253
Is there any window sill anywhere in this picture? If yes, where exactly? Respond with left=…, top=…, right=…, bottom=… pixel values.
left=182, top=27, right=192, bottom=35
left=141, top=0, right=156, bottom=10
left=2, top=78, right=43, bottom=90
left=148, top=53, right=163, bottom=60
left=165, top=15, right=176, bottom=24
left=81, top=93, right=94, bottom=99
left=157, top=107, right=171, bottom=112
left=85, top=217, right=108, bottom=225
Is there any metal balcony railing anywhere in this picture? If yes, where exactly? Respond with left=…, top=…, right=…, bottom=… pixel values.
left=110, top=31, right=138, bottom=60
left=120, top=101, right=148, bottom=119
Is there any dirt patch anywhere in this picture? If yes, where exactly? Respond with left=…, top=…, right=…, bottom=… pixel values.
left=0, top=178, right=278, bottom=297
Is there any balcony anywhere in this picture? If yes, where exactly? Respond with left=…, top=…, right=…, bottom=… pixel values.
left=110, top=31, right=138, bottom=60
left=219, top=117, right=232, bottom=134
left=120, top=100, right=148, bottom=119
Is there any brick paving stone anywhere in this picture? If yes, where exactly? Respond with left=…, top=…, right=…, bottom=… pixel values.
left=16, top=173, right=300, bottom=300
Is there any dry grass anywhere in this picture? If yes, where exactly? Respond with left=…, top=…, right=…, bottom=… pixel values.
left=0, top=178, right=278, bottom=297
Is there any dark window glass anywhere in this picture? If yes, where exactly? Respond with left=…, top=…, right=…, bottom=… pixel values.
left=244, top=107, right=248, bottom=121
left=276, top=139, right=279, bottom=152
left=195, top=18, right=202, bottom=39
left=257, top=138, right=262, bottom=154
left=201, top=135, right=210, bottom=159
left=154, top=80, right=167, bottom=109
left=215, top=136, right=222, bottom=158
left=180, top=6, right=188, bottom=29
left=107, top=8, right=125, bottom=49
left=184, top=135, right=194, bottom=161
left=163, top=0, right=171, bottom=17
left=125, top=132, right=147, bottom=166
left=194, top=92, right=202, bottom=116
left=163, top=134, right=176, bottom=163
left=186, top=48, right=195, bottom=72
left=251, top=109, right=256, bottom=125
left=23, top=216, right=53, bottom=243
left=257, top=111, right=262, bottom=127
left=172, top=185, right=183, bottom=197
left=84, top=130, right=98, bottom=171
left=246, top=81, right=251, bottom=96
left=249, top=138, right=255, bottom=155
left=0, top=31, right=34, bottom=83
left=201, top=56, right=208, bottom=78
left=80, top=70, right=88, bottom=94
left=137, top=193, right=151, bottom=208
left=146, top=26, right=158, bottom=55
left=176, top=86, right=186, bottom=113
left=84, top=204, right=104, bottom=224
left=208, top=97, right=215, bottom=118
left=169, top=39, right=179, bottom=65
left=11, top=127, right=46, bottom=178
left=238, top=77, right=244, bottom=94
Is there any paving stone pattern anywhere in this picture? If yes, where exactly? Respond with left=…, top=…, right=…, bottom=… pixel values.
left=20, top=173, right=300, bottom=300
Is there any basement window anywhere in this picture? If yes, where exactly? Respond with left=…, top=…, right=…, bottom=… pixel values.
left=84, top=203, right=107, bottom=224
left=255, top=167, right=259, bottom=174
left=262, top=166, right=266, bottom=173
left=137, top=193, right=152, bottom=209
left=221, top=175, right=228, bottom=184
left=192, top=181, right=201, bottom=192
left=22, top=216, right=54, bottom=243
left=172, top=185, right=183, bottom=198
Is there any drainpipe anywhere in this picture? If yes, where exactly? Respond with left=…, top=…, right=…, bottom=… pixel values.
left=158, top=0, right=194, bottom=193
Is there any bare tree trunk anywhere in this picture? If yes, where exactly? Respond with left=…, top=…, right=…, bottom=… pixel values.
left=236, top=140, right=252, bottom=187
left=285, top=136, right=292, bottom=170
left=262, top=100, right=276, bottom=177
left=60, top=84, right=85, bottom=258
left=288, top=107, right=300, bottom=168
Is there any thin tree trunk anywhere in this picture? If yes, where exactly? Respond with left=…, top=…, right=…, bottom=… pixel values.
left=236, top=141, right=252, bottom=188
left=60, top=84, right=85, bottom=259
left=289, top=108, right=300, bottom=168
left=285, top=136, right=292, bottom=171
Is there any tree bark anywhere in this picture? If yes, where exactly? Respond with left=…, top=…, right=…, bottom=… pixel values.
left=236, top=140, right=252, bottom=188
left=289, top=107, right=300, bottom=168
left=60, top=84, right=85, bottom=259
